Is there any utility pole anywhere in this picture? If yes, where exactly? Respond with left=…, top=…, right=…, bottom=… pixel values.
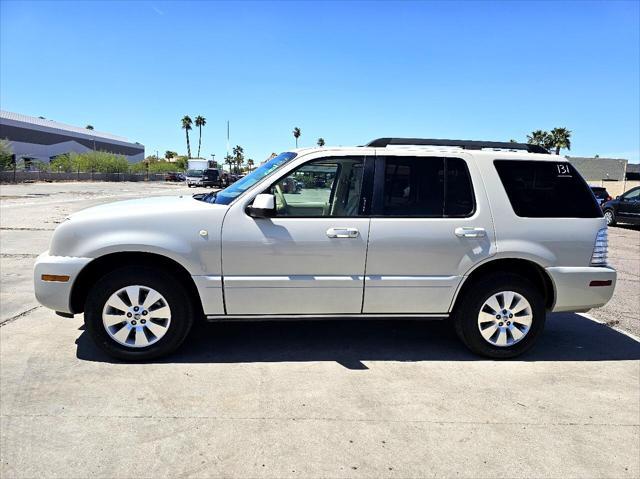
left=226, top=120, right=230, bottom=159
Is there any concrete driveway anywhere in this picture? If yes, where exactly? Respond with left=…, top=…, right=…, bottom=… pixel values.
left=1, top=182, right=639, bottom=478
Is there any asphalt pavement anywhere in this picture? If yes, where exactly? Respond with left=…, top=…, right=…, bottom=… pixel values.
left=1, top=181, right=638, bottom=478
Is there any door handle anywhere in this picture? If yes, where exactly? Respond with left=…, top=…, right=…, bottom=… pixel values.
left=454, top=227, right=486, bottom=238
left=326, top=227, right=359, bottom=238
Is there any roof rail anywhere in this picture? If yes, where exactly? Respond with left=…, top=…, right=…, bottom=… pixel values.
left=366, top=137, right=549, bottom=154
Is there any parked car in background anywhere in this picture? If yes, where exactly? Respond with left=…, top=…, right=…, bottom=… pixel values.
left=164, top=172, right=184, bottom=182
left=280, top=177, right=300, bottom=194
left=590, top=186, right=612, bottom=206
left=602, top=186, right=640, bottom=226
left=186, top=159, right=216, bottom=187
left=202, top=168, right=221, bottom=188
left=185, top=169, right=203, bottom=187
left=34, top=138, right=615, bottom=361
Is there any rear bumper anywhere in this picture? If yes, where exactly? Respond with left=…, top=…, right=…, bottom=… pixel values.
left=34, top=251, right=92, bottom=314
left=546, top=266, right=616, bottom=312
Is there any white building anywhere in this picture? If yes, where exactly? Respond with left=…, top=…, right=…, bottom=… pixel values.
left=0, top=110, right=144, bottom=163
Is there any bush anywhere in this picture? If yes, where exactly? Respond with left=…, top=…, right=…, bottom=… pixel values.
left=49, top=153, right=76, bottom=172
left=0, top=139, right=13, bottom=171
left=9, top=149, right=183, bottom=176
left=50, top=151, right=130, bottom=173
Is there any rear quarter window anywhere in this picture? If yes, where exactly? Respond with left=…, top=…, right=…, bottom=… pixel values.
left=494, top=160, right=602, bottom=218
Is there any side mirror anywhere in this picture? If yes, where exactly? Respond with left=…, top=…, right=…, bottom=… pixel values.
left=247, top=193, right=276, bottom=218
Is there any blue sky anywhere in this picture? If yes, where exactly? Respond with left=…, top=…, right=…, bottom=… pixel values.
left=1, top=0, right=639, bottom=162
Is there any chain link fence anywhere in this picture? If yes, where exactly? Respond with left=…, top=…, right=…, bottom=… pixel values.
left=0, top=170, right=168, bottom=183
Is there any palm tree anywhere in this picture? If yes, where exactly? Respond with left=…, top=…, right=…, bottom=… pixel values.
left=224, top=154, right=234, bottom=173
left=550, top=127, right=571, bottom=155
left=317, top=138, right=325, bottom=147
left=232, top=145, right=244, bottom=173
left=195, top=115, right=206, bottom=158
left=527, top=130, right=553, bottom=151
left=181, top=115, right=193, bottom=158
left=292, top=127, right=301, bottom=147
left=85, top=125, right=94, bottom=130
left=247, top=158, right=254, bottom=171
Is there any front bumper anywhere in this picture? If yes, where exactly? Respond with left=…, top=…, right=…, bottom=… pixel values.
left=34, top=252, right=92, bottom=314
left=546, top=266, right=617, bottom=312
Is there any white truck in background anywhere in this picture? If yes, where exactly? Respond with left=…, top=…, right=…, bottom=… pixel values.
left=185, top=158, right=214, bottom=187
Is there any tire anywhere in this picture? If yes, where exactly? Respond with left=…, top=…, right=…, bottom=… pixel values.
left=604, top=209, right=616, bottom=226
left=453, top=273, right=545, bottom=359
left=84, top=266, right=194, bottom=361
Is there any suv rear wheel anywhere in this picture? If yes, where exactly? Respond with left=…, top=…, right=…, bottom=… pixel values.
left=84, top=266, right=194, bottom=361
left=454, top=273, right=545, bottom=358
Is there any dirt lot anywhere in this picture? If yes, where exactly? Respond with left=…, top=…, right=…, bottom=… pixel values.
left=1, top=181, right=639, bottom=478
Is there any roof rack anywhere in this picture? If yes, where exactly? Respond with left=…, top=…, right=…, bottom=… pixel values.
left=366, top=138, right=549, bottom=154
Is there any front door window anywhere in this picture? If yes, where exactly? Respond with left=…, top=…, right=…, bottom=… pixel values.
left=271, top=157, right=365, bottom=217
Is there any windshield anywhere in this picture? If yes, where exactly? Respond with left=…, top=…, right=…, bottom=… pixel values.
left=186, top=169, right=203, bottom=177
left=213, top=152, right=297, bottom=205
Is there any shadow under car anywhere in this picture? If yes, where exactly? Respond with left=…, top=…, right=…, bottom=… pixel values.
left=75, top=312, right=640, bottom=367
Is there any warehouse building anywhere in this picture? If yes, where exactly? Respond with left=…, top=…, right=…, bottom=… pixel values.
left=568, top=156, right=639, bottom=197
left=0, top=110, right=144, bottom=164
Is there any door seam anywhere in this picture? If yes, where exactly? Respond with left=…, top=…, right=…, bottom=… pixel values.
left=360, top=218, right=372, bottom=314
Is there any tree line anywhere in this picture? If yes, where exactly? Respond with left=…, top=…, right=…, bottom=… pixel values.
left=0, top=122, right=572, bottom=175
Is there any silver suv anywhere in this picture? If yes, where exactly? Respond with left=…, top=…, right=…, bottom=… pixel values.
left=34, top=138, right=616, bottom=360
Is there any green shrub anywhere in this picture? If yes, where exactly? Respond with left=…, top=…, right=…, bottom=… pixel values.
left=0, top=139, right=13, bottom=171
left=50, top=151, right=130, bottom=173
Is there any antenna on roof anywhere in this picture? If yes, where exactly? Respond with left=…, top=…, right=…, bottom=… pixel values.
left=366, top=138, right=549, bottom=154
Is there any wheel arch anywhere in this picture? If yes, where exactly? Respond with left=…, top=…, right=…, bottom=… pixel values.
left=70, top=252, right=204, bottom=319
left=451, top=258, right=555, bottom=312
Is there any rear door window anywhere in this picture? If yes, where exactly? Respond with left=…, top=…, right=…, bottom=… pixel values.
left=494, top=160, right=602, bottom=218
left=376, top=156, right=475, bottom=217
left=445, top=158, right=475, bottom=216
left=382, top=157, right=444, bottom=216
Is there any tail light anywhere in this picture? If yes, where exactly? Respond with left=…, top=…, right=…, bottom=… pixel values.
left=606, top=195, right=612, bottom=202
left=590, top=228, right=609, bottom=266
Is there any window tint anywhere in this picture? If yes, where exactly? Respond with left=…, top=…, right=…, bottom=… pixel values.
left=381, top=157, right=474, bottom=217
left=383, top=158, right=444, bottom=216
left=271, top=157, right=364, bottom=217
left=445, top=158, right=474, bottom=216
left=494, top=160, right=602, bottom=218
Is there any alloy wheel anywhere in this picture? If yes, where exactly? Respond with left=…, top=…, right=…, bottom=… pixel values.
left=477, top=291, right=533, bottom=347
left=102, top=285, right=171, bottom=348
left=604, top=210, right=614, bottom=225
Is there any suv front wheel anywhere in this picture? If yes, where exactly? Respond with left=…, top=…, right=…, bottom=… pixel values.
left=454, top=273, right=545, bottom=359
left=84, top=266, right=194, bottom=361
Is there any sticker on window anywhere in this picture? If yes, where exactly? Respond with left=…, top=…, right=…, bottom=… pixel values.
left=556, top=164, right=572, bottom=177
